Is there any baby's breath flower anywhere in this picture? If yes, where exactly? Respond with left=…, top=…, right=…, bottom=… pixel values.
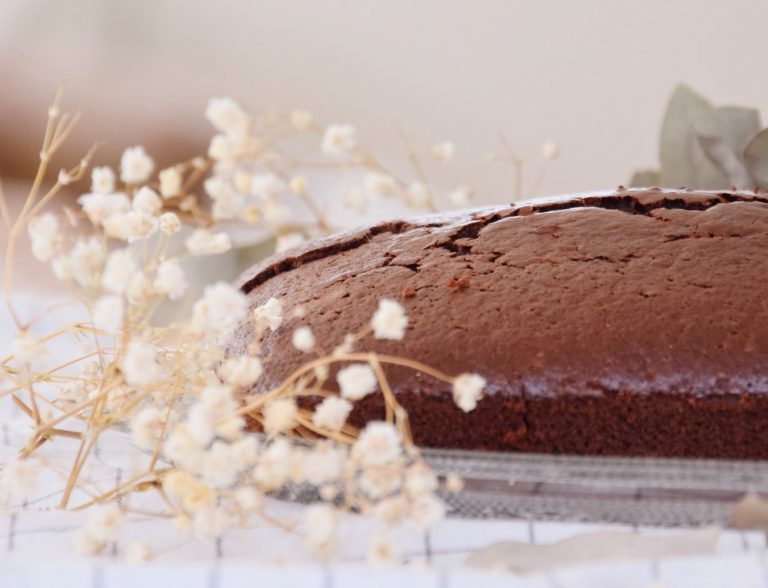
left=91, top=166, right=116, bottom=194
left=233, top=170, right=252, bottom=193
left=404, top=181, right=431, bottom=209
left=431, top=141, right=455, bottom=163
left=103, top=211, right=159, bottom=242
left=53, top=236, right=105, bottom=287
left=289, top=109, right=313, bottom=130
left=302, top=442, right=345, bottom=485
left=322, top=124, right=357, bottom=156
left=126, top=273, right=152, bottom=306
left=132, top=186, right=163, bottom=215
left=162, top=470, right=196, bottom=498
left=125, top=541, right=152, bottom=563
left=159, top=166, right=183, bottom=198
left=120, top=146, right=154, bottom=184
left=367, top=535, right=400, bottom=568
left=404, top=462, right=437, bottom=497
left=230, top=436, right=259, bottom=466
left=185, top=229, right=232, bottom=255
left=292, top=326, right=315, bottom=352
left=179, top=195, right=196, bottom=212
left=101, top=248, right=137, bottom=294
left=342, top=187, right=367, bottom=213
left=208, top=134, right=236, bottom=162
left=92, top=294, right=124, bottom=332
left=73, top=529, right=104, bottom=556
left=542, top=140, right=560, bottom=160
left=57, top=169, right=71, bottom=185
left=289, top=176, right=308, bottom=194
left=174, top=514, right=193, bottom=531
left=276, top=232, right=306, bottom=253
left=250, top=174, right=286, bottom=198
left=200, top=441, right=243, bottom=488
left=206, top=97, right=250, bottom=138
left=191, top=282, right=247, bottom=339
left=373, top=495, right=409, bottom=526
left=253, top=297, right=283, bottom=332
left=312, top=396, right=352, bottom=432
left=0, top=458, right=38, bottom=502
left=337, top=364, right=377, bottom=401
left=314, top=363, right=330, bottom=381
left=51, top=256, right=73, bottom=283
left=27, top=213, right=61, bottom=261
left=219, top=355, right=263, bottom=387
left=364, top=173, right=398, bottom=199
left=359, top=463, right=402, bottom=499
left=253, top=438, right=293, bottom=490
left=121, top=340, right=162, bottom=387
left=450, top=185, right=472, bottom=207
left=241, top=203, right=261, bottom=223
left=214, top=194, right=246, bottom=221
left=304, top=504, right=337, bottom=555
left=187, top=384, right=241, bottom=444
left=158, top=212, right=182, bottom=235
left=85, top=505, right=124, bottom=543
left=452, top=373, right=486, bottom=412
left=218, top=416, right=246, bottom=444
left=182, top=482, right=217, bottom=514
left=234, top=486, right=263, bottom=511
left=263, top=398, right=298, bottom=435
left=371, top=298, right=408, bottom=340
left=78, top=192, right=131, bottom=225
left=409, top=495, right=446, bottom=529
left=332, top=333, right=356, bottom=357
left=319, top=484, right=339, bottom=502
left=445, top=474, right=464, bottom=493
left=352, top=422, right=401, bottom=467
left=205, top=176, right=244, bottom=220
left=154, top=259, right=188, bottom=301
left=130, top=407, right=165, bottom=450
left=262, top=200, right=291, bottom=229
left=164, top=426, right=205, bottom=470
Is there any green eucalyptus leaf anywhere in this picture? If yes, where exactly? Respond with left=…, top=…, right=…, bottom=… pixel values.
left=695, top=107, right=761, bottom=154
left=694, top=106, right=760, bottom=188
left=696, top=133, right=752, bottom=188
left=744, top=128, right=768, bottom=188
left=659, top=85, right=723, bottom=189
left=629, top=169, right=661, bottom=187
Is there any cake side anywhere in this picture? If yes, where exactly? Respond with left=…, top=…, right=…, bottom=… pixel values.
left=228, top=188, right=768, bottom=458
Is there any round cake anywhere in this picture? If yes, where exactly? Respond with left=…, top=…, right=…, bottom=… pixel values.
left=228, top=188, right=768, bottom=459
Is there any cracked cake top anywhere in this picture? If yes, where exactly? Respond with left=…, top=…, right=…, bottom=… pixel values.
left=230, top=188, right=768, bottom=409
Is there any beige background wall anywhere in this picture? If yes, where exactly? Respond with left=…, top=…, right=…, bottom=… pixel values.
left=1, top=0, right=766, bottom=203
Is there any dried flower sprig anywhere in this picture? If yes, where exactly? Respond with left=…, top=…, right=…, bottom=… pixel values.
left=0, top=91, right=546, bottom=563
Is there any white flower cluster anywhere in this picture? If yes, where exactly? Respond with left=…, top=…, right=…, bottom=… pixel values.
left=452, top=373, right=486, bottom=412
left=191, top=282, right=248, bottom=341
left=0, top=459, right=38, bottom=507
left=197, top=94, right=485, bottom=241
left=371, top=299, right=408, bottom=340
left=4, top=94, right=517, bottom=565
left=74, top=506, right=124, bottom=556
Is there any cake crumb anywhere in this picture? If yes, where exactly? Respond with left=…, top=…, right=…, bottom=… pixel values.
left=445, top=276, right=470, bottom=291
left=402, top=285, right=416, bottom=298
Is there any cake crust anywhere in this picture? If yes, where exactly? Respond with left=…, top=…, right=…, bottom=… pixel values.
left=229, top=189, right=768, bottom=458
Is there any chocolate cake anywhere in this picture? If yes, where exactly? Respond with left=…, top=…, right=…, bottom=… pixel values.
left=229, top=188, right=768, bottom=459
